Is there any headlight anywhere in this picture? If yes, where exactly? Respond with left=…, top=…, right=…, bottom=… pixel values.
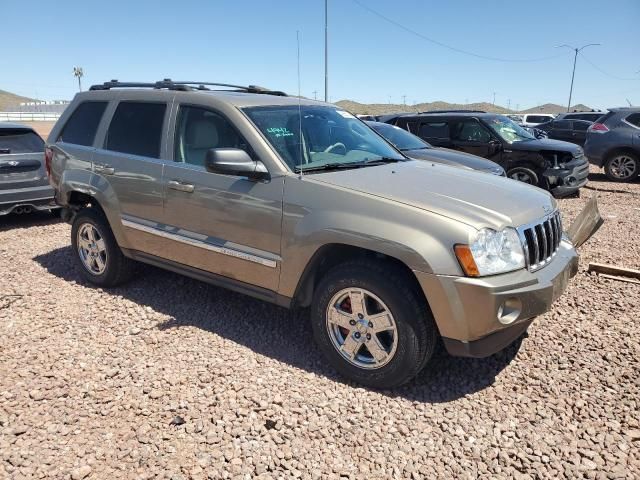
left=455, top=227, right=525, bottom=277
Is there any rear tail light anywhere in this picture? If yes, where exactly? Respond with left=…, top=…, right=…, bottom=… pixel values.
left=588, top=123, right=609, bottom=133
left=44, top=147, right=53, bottom=177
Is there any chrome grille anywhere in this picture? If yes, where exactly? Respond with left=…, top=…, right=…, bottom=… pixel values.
left=518, top=211, right=563, bottom=271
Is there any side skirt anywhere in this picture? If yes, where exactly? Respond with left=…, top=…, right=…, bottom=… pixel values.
left=123, top=248, right=292, bottom=309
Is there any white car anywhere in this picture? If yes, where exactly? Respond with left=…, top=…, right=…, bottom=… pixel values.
left=520, top=113, right=555, bottom=128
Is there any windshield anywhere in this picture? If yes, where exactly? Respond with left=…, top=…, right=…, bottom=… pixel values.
left=243, top=105, right=406, bottom=171
left=369, top=122, right=431, bottom=151
left=486, top=116, right=535, bottom=143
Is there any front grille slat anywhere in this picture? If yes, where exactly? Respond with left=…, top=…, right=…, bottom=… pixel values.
left=540, top=223, right=548, bottom=261
left=518, top=210, right=563, bottom=272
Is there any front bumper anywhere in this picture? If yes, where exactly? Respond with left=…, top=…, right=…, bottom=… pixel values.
left=0, top=185, right=58, bottom=215
left=414, top=241, right=578, bottom=358
left=544, top=157, right=589, bottom=197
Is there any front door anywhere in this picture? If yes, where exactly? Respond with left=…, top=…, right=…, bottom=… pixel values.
left=450, top=119, right=496, bottom=160
left=161, top=104, right=283, bottom=291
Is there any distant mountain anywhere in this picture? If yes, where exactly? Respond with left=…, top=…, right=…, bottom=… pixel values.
left=335, top=99, right=594, bottom=116
left=335, top=100, right=512, bottom=116
left=520, top=103, right=593, bottom=114
left=0, top=89, right=38, bottom=111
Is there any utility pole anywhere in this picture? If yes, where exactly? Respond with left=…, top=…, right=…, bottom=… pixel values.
left=73, top=66, right=84, bottom=92
left=492, top=92, right=496, bottom=106
left=507, top=99, right=511, bottom=110
left=324, top=0, right=328, bottom=102
left=312, top=90, right=318, bottom=100
left=401, top=95, right=407, bottom=105
left=388, top=95, right=392, bottom=104
left=556, top=43, right=600, bottom=112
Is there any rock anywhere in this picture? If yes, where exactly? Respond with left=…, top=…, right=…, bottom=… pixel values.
left=71, top=465, right=92, bottom=479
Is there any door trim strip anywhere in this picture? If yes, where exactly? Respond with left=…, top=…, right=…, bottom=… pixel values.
left=121, top=219, right=277, bottom=268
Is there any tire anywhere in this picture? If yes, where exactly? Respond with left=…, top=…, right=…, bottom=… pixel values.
left=604, top=152, right=639, bottom=182
left=310, top=260, right=438, bottom=388
left=71, top=208, right=135, bottom=287
left=507, top=166, right=539, bottom=186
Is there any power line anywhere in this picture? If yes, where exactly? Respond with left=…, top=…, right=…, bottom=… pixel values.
left=351, top=0, right=567, bottom=63
left=578, top=52, right=640, bottom=81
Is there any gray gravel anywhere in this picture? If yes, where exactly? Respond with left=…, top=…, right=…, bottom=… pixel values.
left=1, top=167, right=639, bottom=479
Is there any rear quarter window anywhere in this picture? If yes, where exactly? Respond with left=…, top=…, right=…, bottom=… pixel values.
left=0, top=129, right=44, bottom=153
left=58, top=101, right=108, bottom=146
left=625, top=113, right=640, bottom=128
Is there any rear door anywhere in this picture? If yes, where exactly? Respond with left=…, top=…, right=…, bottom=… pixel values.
left=571, top=120, right=590, bottom=146
left=91, top=99, right=173, bottom=257
left=160, top=104, right=283, bottom=291
left=0, top=127, right=46, bottom=191
left=549, top=120, right=573, bottom=142
left=416, top=120, right=452, bottom=147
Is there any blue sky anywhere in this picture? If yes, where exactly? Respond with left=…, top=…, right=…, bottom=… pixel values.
left=2, top=0, right=638, bottom=110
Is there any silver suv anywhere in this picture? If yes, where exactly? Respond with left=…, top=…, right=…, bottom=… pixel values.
left=47, top=80, right=579, bottom=388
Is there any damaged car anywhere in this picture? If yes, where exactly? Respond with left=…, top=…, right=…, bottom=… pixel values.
left=385, top=112, right=589, bottom=197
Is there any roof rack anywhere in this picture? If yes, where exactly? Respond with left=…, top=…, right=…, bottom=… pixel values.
left=417, top=109, right=487, bottom=114
left=89, top=79, right=287, bottom=96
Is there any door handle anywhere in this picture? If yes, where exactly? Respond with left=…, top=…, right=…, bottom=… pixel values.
left=168, top=180, right=195, bottom=193
left=94, top=163, right=115, bottom=175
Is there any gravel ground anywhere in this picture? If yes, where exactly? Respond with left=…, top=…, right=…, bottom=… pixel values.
left=1, top=168, right=639, bottom=479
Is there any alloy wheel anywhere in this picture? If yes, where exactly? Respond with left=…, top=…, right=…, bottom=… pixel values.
left=77, top=223, right=108, bottom=275
left=609, top=155, right=637, bottom=180
left=325, top=288, right=398, bottom=370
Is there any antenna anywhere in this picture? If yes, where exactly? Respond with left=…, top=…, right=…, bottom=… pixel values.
left=297, top=31, right=304, bottom=179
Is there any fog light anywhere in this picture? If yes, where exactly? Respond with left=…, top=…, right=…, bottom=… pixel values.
left=566, top=176, right=577, bottom=186
left=497, top=297, right=522, bottom=325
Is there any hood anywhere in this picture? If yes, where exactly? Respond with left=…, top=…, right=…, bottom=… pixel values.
left=509, top=138, right=583, bottom=155
left=405, top=148, right=504, bottom=173
left=310, top=160, right=555, bottom=229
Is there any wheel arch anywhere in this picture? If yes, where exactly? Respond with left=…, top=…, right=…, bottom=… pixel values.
left=291, top=243, right=429, bottom=310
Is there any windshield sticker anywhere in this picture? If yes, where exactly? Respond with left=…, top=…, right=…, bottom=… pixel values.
left=336, top=110, right=356, bottom=119
left=266, top=127, right=294, bottom=138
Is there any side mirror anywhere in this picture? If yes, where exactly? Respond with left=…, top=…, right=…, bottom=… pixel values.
left=205, top=148, right=269, bottom=181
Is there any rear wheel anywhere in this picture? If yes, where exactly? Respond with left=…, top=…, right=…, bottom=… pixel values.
left=310, top=260, right=437, bottom=388
left=71, top=208, right=135, bottom=287
left=507, top=166, right=539, bottom=186
left=604, top=153, right=639, bottom=182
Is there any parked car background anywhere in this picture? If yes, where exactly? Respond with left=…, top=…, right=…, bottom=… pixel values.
left=520, top=113, right=556, bottom=127
left=386, top=112, right=588, bottom=196
left=366, top=121, right=505, bottom=175
left=555, top=111, right=606, bottom=122
left=585, top=107, right=640, bottom=181
left=0, top=122, right=58, bottom=215
left=536, top=119, right=593, bottom=146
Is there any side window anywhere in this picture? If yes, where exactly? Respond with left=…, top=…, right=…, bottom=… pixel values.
left=625, top=113, right=640, bottom=128
left=174, top=106, right=251, bottom=167
left=58, top=101, right=107, bottom=146
left=105, top=102, right=166, bottom=158
left=452, top=120, right=491, bottom=143
left=554, top=120, right=571, bottom=130
left=573, top=121, right=590, bottom=131
left=418, top=122, right=450, bottom=140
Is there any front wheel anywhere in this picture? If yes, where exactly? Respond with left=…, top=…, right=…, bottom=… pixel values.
left=604, top=153, right=639, bottom=182
left=310, top=260, right=437, bottom=388
left=507, top=166, right=539, bottom=186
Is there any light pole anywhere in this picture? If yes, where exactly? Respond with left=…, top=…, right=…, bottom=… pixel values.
left=73, top=67, right=84, bottom=92
left=324, top=0, right=328, bottom=102
left=556, top=44, right=600, bottom=112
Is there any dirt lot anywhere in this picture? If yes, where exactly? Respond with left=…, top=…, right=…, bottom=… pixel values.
left=1, top=169, right=639, bottom=479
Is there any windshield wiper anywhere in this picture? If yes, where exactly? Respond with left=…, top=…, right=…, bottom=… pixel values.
left=295, top=157, right=402, bottom=173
